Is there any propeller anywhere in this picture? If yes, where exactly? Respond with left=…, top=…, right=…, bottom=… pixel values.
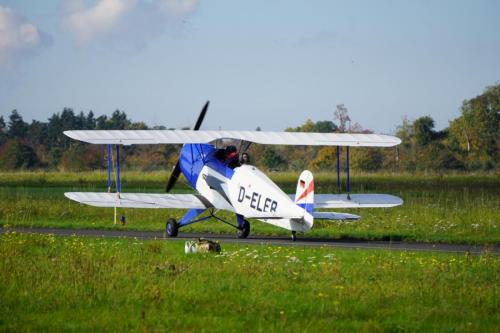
left=165, top=101, right=209, bottom=192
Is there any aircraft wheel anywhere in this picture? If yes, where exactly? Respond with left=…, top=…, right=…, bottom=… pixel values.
left=291, top=231, right=297, bottom=242
left=166, top=218, right=178, bottom=237
left=237, top=219, right=250, bottom=239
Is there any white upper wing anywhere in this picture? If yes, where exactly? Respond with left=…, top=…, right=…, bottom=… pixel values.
left=65, top=192, right=212, bottom=209
left=64, top=130, right=401, bottom=147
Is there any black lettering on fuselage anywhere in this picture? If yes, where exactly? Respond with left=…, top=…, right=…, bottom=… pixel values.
left=256, top=193, right=263, bottom=211
left=250, top=192, right=258, bottom=209
left=264, top=198, right=271, bottom=212
left=270, top=201, right=278, bottom=213
left=237, top=187, right=278, bottom=213
left=238, top=187, right=245, bottom=202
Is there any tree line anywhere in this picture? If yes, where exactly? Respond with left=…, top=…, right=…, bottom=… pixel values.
left=0, top=84, right=498, bottom=172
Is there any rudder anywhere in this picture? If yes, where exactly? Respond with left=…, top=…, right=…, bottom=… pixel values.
left=295, top=170, right=314, bottom=214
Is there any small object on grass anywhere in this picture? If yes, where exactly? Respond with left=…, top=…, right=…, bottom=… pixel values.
left=185, top=238, right=221, bottom=254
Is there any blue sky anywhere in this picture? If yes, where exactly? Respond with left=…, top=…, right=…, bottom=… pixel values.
left=0, top=0, right=499, bottom=133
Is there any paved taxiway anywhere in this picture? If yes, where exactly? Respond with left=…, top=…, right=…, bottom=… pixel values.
left=2, top=227, right=498, bottom=255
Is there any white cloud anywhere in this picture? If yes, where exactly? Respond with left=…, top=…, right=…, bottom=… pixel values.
left=63, top=0, right=199, bottom=46
left=0, top=6, right=49, bottom=66
left=63, top=0, right=137, bottom=45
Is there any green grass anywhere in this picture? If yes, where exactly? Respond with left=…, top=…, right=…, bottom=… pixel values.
left=0, top=172, right=499, bottom=244
left=1, top=170, right=498, bottom=191
left=1, top=232, right=498, bottom=332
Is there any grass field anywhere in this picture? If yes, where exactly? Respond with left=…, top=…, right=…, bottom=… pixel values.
left=1, top=231, right=498, bottom=332
left=0, top=171, right=498, bottom=244
left=1, top=172, right=498, bottom=331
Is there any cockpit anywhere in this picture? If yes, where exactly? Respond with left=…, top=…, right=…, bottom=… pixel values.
left=214, top=145, right=251, bottom=169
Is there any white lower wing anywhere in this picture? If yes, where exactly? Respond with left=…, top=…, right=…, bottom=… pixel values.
left=315, top=194, right=403, bottom=208
left=287, top=193, right=403, bottom=208
left=313, top=212, right=361, bottom=220
left=65, top=192, right=212, bottom=209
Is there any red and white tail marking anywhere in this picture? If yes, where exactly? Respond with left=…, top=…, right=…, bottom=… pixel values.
left=295, top=170, right=314, bottom=215
left=295, top=170, right=314, bottom=204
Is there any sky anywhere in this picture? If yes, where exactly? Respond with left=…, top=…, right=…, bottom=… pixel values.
left=0, top=0, right=499, bottom=133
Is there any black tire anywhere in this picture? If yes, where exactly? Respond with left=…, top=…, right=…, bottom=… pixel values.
left=166, top=218, right=178, bottom=237
left=291, top=231, right=297, bottom=242
left=237, top=219, right=250, bottom=239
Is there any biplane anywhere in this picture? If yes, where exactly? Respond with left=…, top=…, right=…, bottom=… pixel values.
left=64, top=102, right=403, bottom=240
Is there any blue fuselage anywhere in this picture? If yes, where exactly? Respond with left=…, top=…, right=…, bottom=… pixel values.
left=178, top=144, right=235, bottom=189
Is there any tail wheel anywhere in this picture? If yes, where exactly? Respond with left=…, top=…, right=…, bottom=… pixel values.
left=166, top=218, right=178, bottom=237
left=291, top=231, right=297, bottom=242
left=237, top=219, right=250, bottom=239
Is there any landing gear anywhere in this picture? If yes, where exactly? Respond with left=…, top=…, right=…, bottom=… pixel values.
left=173, top=209, right=252, bottom=240
left=166, top=218, right=178, bottom=237
left=237, top=219, right=250, bottom=239
left=291, top=231, right=297, bottom=242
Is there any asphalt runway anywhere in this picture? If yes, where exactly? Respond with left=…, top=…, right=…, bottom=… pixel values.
left=2, top=226, right=498, bottom=255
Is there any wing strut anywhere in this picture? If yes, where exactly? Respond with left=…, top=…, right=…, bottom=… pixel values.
left=114, top=145, right=122, bottom=225
left=116, top=145, right=121, bottom=194
left=107, top=144, right=112, bottom=192
left=104, top=144, right=122, bottom=224
left=346, top=146, right=350, bottom=200
left=336, top=146, right=341, bottom=193
left=334, top=145, right=351, bottom=200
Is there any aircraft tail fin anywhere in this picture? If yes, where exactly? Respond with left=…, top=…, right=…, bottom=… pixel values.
left=295, top=170, right=314, bottom=214
left=259, top=170, right=315, bottom=233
